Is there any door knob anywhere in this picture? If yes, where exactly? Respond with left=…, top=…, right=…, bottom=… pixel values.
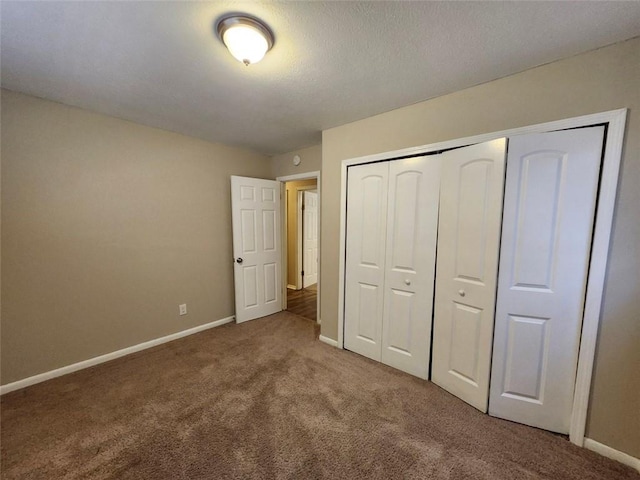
left=405, top=279, right=411, bottom=285
left=458, top=289, right=465, bottom=297
left=236, top=258, right=243, bottom=264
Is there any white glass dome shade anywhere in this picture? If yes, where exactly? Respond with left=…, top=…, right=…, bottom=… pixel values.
left=217, top=16, right=274, bottom=66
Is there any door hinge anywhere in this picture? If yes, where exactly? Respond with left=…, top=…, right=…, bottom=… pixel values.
left=302, top=204, right=305, bottom=211
left=301, top=270, right=305, bottom=276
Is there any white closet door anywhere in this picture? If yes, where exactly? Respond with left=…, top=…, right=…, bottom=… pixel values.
left=489, top=127, right=604, bottom=433
left=432, top=139, right=507, bottom=412
left=344, top=162, right=389, bottom=361
left=381, top=156, right=441, bottom=379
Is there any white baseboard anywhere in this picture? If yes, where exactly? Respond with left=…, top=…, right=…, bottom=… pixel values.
left=0, top=315, right=235, bottom=395
left=584, top=438, right=640, bottom=472
left=319, top=335, right=338, bottom=348
left=287, top=284, right=297, bottom=290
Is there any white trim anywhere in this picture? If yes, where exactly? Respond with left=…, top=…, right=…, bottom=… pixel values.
left=337, top=159, right=348, bottom=350
left=319, top=335, right=338, bottom=348
left=0, top=316, right=235, bottom=395
left=584, top=438, right=640, bottom=472
left=570, top=109, right=627, bottom=445
left=336, top=109, right=627, bottom=447
left=287, top=284, right=297, bottom=290
left=277, top=171, right=322, bottom=324
left=281, top=181, right=289, bottom=310
left=337, top=110, right=626, bottom=168
left=276, top=170, right=321, bottom=182
left=297, top=189, right=304, bottom=289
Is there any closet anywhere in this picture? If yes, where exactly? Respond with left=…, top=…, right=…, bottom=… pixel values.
left=343, top=127, right=606, bottom=435
left=344, top=155, right=440, bottom=379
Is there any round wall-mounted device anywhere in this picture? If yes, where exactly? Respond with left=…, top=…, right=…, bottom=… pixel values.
left=293, top=155, right=301, bottom=166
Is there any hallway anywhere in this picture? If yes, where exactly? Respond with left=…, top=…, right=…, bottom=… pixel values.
left=286, top=284, right=317, bottom=321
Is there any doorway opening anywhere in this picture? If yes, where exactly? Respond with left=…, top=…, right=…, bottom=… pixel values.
left=277, top=172, right=321, bottom=323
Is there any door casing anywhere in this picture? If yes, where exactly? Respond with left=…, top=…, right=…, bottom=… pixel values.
left=276, top=171, right=321, bottom=322
left=335, top=109, right=627, bottom=447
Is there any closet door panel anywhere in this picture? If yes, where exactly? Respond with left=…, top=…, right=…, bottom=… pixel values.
left=454, top=159, right=493, bottom=282
left=448, top=302, right=482, bottom=384
left=489, top=127, right=604, bottom=433
left=381, top=156, right=441, bottom=379
left=344, top=162, right=389, bottom=361
left=432, top=139, right=507, bottom=412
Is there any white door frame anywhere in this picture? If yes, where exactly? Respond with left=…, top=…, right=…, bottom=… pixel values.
left=276, top=171, right=321, bottom=323
left=336, top=109, right=627, bottom=447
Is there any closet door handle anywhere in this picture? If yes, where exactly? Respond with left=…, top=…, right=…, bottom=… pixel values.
left=405, top=279, right=411, bottom=286
left=458, top=289, right=465, bottom=297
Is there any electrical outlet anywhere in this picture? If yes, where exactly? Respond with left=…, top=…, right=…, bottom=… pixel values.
left=179, top=304, right=187, bottom=316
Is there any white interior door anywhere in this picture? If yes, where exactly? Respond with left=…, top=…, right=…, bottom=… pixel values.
left=302, top=191, right=318, bottom=288
left=489, top=127, right=604, bottom=433
left=344, top=162, right=389, bottom=361
left=432, top=138, right=507, bottom=412
left=380, top=156, right=441, bottom=379
left=231, top=176, right=282, bottom=323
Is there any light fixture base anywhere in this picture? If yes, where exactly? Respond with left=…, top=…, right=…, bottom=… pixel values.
left=216, top=15, right=275, bottom=60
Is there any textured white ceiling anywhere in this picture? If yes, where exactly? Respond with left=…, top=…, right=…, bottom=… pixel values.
left=2, top=1, right=639, bottom=154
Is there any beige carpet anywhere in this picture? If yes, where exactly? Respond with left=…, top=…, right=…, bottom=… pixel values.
left=1, top=312, right=637, bottom=479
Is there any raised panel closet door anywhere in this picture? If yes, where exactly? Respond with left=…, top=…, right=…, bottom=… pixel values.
left=489, top=127, right=604, bottom=434
left=432, top=139, right=507, bottom=412
left=380, top=156, right=441, bottom=379
left=344, top=162, right=389, bottom=361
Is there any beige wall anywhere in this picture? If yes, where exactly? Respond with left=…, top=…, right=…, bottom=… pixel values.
left=271, top=144, right=322, bottom=178
left=321, top=38, right=640, bottom=457
left=1, top=90, right=271, bottom=384
left=285, top=180, right=318, bottom=287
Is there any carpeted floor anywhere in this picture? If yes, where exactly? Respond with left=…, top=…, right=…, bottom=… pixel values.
left=1, top=312, right=637, bottom=480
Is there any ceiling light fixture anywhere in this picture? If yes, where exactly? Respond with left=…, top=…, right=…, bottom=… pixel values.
left=216, top=15, right=274, bottom=66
